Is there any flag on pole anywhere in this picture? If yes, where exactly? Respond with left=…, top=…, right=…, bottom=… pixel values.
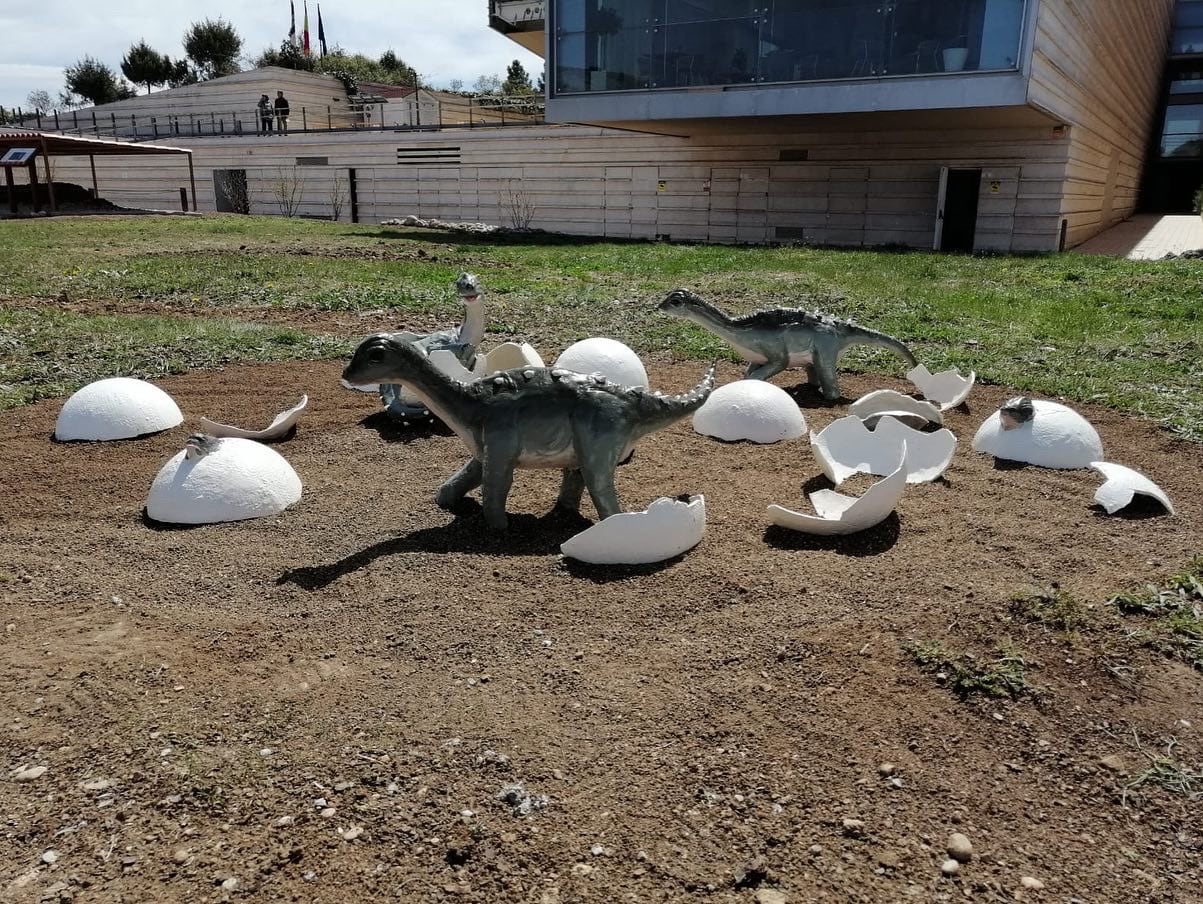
left=317, top=4, right=327, bottom=57
left=302, top=1, right=311, bottom=56
left=288, top=0, right=297, bottom=46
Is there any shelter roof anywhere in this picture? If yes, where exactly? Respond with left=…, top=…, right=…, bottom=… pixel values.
left=0, top=130, right=191, bottom=157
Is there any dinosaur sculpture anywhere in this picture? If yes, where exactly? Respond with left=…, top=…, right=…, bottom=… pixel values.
left=379, top=272, right=485, bottom=421
left=658, top=288, right=917, bottom=401
left=343, top=335, right=716, bottom=529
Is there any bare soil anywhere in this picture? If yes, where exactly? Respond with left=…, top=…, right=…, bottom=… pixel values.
left=1, top=359, right=1200, bottom=904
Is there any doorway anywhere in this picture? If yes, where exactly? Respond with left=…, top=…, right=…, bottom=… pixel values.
left=213, top=169, right=249, bottom=214
left=935, top=167, right=981, bottom=252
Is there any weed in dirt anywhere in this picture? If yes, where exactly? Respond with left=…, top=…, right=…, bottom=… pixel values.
left=905, top=641, right=1034, bottom=700
left=1011, top=585, right=1088, bottom=631
left=1111, top=556, right=1203, bottom=669
left=1119, top=735, right=1203, bottom=806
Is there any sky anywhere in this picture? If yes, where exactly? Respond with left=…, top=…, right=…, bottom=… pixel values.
left=0, top=0, right=545, bottom=109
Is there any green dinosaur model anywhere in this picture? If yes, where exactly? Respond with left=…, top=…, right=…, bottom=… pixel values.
left=658, top=288, right=917, bottom=400
left=343, top=335, right=716, bottom=529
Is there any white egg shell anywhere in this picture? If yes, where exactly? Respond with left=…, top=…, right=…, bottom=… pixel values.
left=693, top=380, right=806, bottom=444
left=554, top=338, right=648, bottom=388
left=906, top=364, right=976, bottom=410
left=199, top=395, right=308, bottom=441
left=1090, top=462, right=1174, bottom=515
left=483, top=342, right=544, bottom=371
left=848, top=389, right=943, bottom=428
left=972, top=400, right=1103, bottom=469
left=146, top=437, right=302, bottom=525
left=768, top=448, right=907, bottom=536
left=561, top=495, right=705, bottom=564
left=811, top=415, right=956, bottom=484
left=55, top=377, right=183, bottom=441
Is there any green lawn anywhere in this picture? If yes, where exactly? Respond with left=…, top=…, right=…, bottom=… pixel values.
left=1, top=215, right=1200, bottom=437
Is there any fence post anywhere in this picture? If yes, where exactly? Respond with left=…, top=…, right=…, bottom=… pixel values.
left=302, top=106, right=307, bottom=131
left=152, top=116, right=158, bottom=137
left=72, top=110, right=79, bottom=132
left=131, top=114, right=137, bottom=137
left=210, top=113, right=216, bottom=134
left=501, top=101, right=506, bottom=126
left=111, top=113, right=117, bottom=134
left=327, top=105, right=332, bottom=129
left=92, top=111, right=98, bottom=135
left=54, top=110, right=60, bottom=130
left=35, top=110, right=42, bottom=129
left=379, top=103, right=384, bottom=131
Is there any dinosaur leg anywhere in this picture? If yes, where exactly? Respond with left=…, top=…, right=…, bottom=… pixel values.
left=435, top=459, right=482, bottom=509
left=744, top=355, right=790, bottom=382
left=555, top=469, right=586, bottom=512
left=576, top=435, right=625, bottom=521
left=811, top=342, right=843, bottom=401
left=479, top=442, right=519, bottom=531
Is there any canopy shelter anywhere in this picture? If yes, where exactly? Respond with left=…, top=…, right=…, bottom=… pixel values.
left=0, top=130, right=194, bottom=215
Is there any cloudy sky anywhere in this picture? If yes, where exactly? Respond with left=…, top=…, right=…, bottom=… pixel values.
left=0, top=0, right=545, bottom=109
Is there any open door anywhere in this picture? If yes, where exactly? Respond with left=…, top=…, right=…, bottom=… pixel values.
left=933, top=166, right=949, bottom=250
left=936, top=168, right=982, bottom=252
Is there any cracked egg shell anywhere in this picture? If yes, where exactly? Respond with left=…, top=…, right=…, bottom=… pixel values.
left=848, top=389, right=943, bottom=428
left=146, top=437, right=302, bottom=525
left=906, top=364, right=976, bottom=410
left=972, top=399, right=1102, bottom=469
left=561, top=495, right=705, bottom=565
left=768, top=448, right=907, bottom=536
left=554, top=338, right=648, bottom=388
left=693, top=380, right=806, bottom=444
left=1090, top=462, right=1174, bottom=516
left=55, top=377, right=183, bottom=442
left=811, top=415, right=956, bottom=485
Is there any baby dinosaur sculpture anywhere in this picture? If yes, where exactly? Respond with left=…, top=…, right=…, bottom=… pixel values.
left=343, top=335, right=716, bottom=530
left=658, top=288, right=917, bottom=401
left=380, top=272, right=485, bottom=421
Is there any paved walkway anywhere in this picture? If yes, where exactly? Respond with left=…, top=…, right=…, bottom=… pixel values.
left=1074, top=214, right=1203, bottom=260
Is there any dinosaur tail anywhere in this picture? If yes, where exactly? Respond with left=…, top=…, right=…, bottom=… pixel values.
left=634, top=362, right=718, bottom=432
left=845, top=325, right=918, bottom=366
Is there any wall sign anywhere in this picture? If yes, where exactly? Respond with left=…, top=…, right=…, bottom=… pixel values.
left=0, top=147, right=38, bottom=165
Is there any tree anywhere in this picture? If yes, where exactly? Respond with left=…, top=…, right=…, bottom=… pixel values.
left=536, top=68, right=546, bottom=94
left=167, top=58, right=198, bottom=88
left=502, top=60, right=533, bottom=95
left=63, top=57, right=137, bottom=106
left=314, top=50, right=420, bottom=89
left=26, top=90, right=53, bottom=112
left=256, top=41, right=315, bottom=72
left=448, top=78, right=464, bottom=93
left=473, top=74, right=502, bottom=94
left=183, top=18, right=243, bottom=80
left=121, top=40, right=175, bottom=94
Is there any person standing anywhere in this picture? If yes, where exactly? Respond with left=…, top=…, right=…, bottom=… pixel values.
left=257, top=94, right=273, bottom=134
left=274, top=90, right=291, bottom=135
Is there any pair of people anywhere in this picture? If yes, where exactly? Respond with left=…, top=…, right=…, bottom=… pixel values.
left=257, top=91, right=291, bottom=135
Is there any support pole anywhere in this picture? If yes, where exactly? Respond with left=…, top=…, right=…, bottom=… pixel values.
left=28, top=160, right=41, bottom=213
left=89, top=154, right=98, bottom=199
left=187, top=154, right=197, bottom=211
left=40, top=139, right=56, bottom=213
left=5, top=166, right=17, bottom=215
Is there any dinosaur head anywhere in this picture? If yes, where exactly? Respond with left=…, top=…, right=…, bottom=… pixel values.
left=658, top=288, right=705, bottom=315
left=455, top=272, right=483, bottom=304
left=999, top=396, right=1035, bottom=431
left=342, top=333, right=432, bottom=387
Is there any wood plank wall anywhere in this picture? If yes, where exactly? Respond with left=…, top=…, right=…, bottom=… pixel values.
left=31, top=120, right=1072, bottom=251
left=1028, top=0, right=1176, bottom=247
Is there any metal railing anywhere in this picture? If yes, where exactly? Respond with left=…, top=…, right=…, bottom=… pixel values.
left=2, top=94, right=545, bottom=141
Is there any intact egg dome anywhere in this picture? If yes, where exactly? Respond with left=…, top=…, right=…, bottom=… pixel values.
left=554, top=338, right=648, bottom=388
left=693, top=380, right=806, bottom=443
left=146, top=437, right=302, bottom=525
left=972, top=399, right=1103, bottom=469
left=55, top=377, right=183, bottom=441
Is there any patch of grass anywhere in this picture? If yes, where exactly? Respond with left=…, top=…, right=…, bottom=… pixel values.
left=1110, top=557, right=1203, bottom=669
left=1011, top=585, right=1088, bottom=631
left=0, top=215, right=1202, bottom=436
left=905, top=641, right=1034, bottom=700
left=1121, top=737, right=1203, bottom=805
left=0, top=306, right=350, bottom=410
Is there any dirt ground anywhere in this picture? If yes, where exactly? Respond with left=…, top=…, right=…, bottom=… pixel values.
left=1, top=358, right=1200, bottom=904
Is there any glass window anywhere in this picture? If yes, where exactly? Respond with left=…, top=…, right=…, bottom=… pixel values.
left=1160, top=103, right=1203, bottom=157
left=552, top=0, right=1027, bottom=94
left=1175, top=0, right=1203, bottom=29
left=1170, top=74, right=1203, bottom=94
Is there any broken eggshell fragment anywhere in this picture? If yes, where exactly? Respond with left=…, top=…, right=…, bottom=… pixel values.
left=972, top=399, right=1103, bottom=469
left=768, top=447, right=907, bottom=536
left=560, top=495, right=706, bottom=565
left=1090, top=462, right=1174, bottom=516
left=906, top=364, right=976, bottom=410
left=848, top=389, right=943, bottom=429
left=199, top=395, right=308, bottom=442
left=811, top=415, right=956, bottom=485
left=692, top=380, right=806, bottom=443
